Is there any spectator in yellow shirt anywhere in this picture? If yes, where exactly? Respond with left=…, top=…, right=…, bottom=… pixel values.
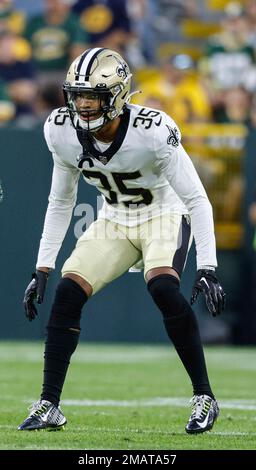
left=134, top=54, right=212, bottom=124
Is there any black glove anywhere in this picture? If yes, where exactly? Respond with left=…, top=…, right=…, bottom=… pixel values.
left=23, top=270, right=49, bottom=321
left=191, top=269, right=226, bottom=317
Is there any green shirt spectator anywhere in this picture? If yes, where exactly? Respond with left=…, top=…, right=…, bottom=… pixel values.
left=24, top=11, right=86, bottom=72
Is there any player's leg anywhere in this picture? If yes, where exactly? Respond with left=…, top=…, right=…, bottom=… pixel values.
left=18, top=219, right=141, bottom=431
left=143, top=214, right=219, bottom=434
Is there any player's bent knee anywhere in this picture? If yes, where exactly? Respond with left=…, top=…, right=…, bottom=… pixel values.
left=147, top=274, right=185, bottom=317
left=146, top=267, right=180, bottom=282
left=47, top=277, right=88, bottom=330
left=63, top=272, right=93, bottom=298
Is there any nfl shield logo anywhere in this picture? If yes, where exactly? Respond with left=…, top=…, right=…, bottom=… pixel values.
left=98, top=155, right=108, bottom=165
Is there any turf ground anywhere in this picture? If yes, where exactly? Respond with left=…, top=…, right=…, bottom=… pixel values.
left=0, top=342, right=255, bottom=450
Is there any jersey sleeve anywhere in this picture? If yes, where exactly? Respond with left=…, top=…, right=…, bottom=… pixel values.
left=44, top=115, right=55, bottom=153
left=154, top=113, right=217, bottom=269
left=36, top=120, right=80, bottom=269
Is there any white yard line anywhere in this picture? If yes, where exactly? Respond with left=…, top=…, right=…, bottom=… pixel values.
left=29, top=397, right=256, bottom=410
left=1, top=424, right=256, bottom=438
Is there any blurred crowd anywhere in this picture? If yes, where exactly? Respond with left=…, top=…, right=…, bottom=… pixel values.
left=2, top=0, right=256, bottom=129
left=0, top=0, right=142, bottom=125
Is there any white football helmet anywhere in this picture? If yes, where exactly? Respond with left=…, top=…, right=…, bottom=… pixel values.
left=63, top=47, right=132, bottom=131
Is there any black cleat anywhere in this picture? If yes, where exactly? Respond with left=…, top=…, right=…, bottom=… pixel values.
left=185, top=394, right=219, bottom=434
left=18, top=400, right=67, bottom=431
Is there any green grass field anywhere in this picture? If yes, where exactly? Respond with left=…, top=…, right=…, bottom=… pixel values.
left=0, top=342, right=256, bottom=450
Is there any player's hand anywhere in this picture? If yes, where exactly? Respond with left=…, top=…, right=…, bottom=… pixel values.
left=191, top=269, right=226, bottom=317
left=23, top=270, right=49, bottom=321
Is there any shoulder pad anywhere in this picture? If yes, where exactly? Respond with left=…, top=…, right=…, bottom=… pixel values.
left=47, top=107, right=69, bottom=126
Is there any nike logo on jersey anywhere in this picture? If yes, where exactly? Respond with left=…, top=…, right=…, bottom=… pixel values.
left=155, top=116, right=162, bottom=127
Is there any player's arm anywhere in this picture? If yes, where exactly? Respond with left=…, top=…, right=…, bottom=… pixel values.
left=38, top=113, right=80, bottom=270
left=162, top=144, right=217, bottom=269
left=24, top=116, right=80, bottom=321
left=36, top=153, right=80, bottom=271
left=24, top=154, right=80, bottom=321
left=154, top=115, right=216, bottom=269
left=155, top=115, right=225, bottom=315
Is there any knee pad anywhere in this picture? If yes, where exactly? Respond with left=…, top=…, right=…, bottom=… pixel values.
left=147, top=274, right=186, bottom=318
left=48, top=278, right=88, bottom=330
left=148, top=274, right=200, bottom=348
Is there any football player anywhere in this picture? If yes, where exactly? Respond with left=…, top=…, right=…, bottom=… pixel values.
left=18, top=48, right=225, bottom=434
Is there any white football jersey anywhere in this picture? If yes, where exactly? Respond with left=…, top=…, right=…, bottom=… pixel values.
left=36, top=104, right=217, bottom=270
